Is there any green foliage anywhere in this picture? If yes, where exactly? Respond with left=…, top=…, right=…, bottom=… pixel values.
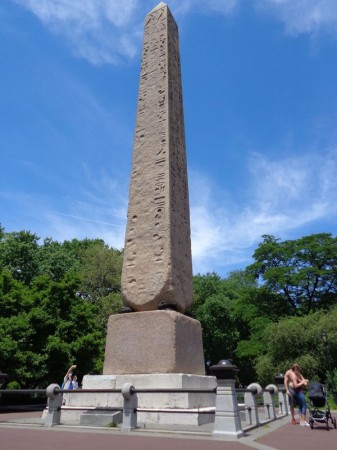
left=254, top=307, right=337, bottom=386
left=2, top=224, right=337, bottom=391
left=38, top=238, right=81, bottom=281
left=0, top=269, right=105, bottom=387
left=95, top=293, right=123, bottom=331
left=0, top=226, right=123, bottom=388
left=77, top=241, right=123, bottom=329
left=6, top=381, right=21, bottom=389
left=195, top=294, right=239, bottom=364
left=193, top=271, right=263, bottom=384
left=192, top=272, right=225, bottom=311
left=79, top=241, right=123, bottom=300
left=0, top=230, right=40, bottom=284
left=106, top=421, right=118, bottom=427
left=248, top=233, right=337, bottom=314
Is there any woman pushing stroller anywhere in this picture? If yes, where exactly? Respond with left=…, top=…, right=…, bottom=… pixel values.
left=284, top=363, right=310, bottom=427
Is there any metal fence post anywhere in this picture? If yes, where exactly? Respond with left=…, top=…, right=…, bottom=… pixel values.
left=244, top=383, right=263, bottom=427
left=44, top=384, right=63, bottom=427
left=263, top=384, right=278, bottom=420
left=121, top=383, right=137, bottom=431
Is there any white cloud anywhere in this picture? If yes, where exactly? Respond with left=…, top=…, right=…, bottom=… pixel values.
left=4, top=148, right=337, bottom=275
left=14, top=0, right=139, bottom=27
left=12, top=0, right=240, bottom=65
left=11, top=0, right=337, bottom=65
left=47, top=165, right=129, bottom=247
left=169, top=0, right=239, bottom=16
left=13, top=0, right=142, bottom=64
left=257, top=0, right=337, bottom=36
left=189, top=149, right=337, bottom=274
left=44, top=211, right=126, bottom=249
left=1, top=165, right=128, bottom=249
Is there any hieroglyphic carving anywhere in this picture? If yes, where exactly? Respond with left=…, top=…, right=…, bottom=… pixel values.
left=121, top=3, right=193, bottom=313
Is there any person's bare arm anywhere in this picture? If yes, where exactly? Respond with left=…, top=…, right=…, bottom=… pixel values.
left=292, top=372, right=308, bottom=388
left=65, top=364, right=77, bottom=378
left=284, top=371, right=290, bottom=394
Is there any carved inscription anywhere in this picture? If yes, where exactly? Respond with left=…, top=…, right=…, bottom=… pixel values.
left=121, top=4, right=193, bottom=313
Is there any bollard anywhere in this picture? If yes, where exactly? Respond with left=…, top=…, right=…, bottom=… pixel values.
left=44, top=384, right=63, bottom=427
left=275, top=373, right=288, bottom=416
left=244, top=383, right=263, bottom=427
left=211, top=360, right=243, bottom=439
left=121, top=383, right=137, bottom=431
left=278, top=389, right=288, bottom=416
left=263, top=384, right=278, bottom=420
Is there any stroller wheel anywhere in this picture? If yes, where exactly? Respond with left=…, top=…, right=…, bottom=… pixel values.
left=309, top=419, right=314, bottom=430
left=333, top=417, right=337, bottom=429
left=326, top=419, right=329, bottom=431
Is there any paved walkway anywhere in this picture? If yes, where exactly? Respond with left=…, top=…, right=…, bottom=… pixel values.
left=1, top=409, right=336, bottom=450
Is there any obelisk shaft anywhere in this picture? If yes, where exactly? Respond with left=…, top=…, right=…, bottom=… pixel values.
left=121, top=3, right=193, bottom=313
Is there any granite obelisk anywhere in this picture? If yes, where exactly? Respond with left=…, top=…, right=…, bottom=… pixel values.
left=103, top=2, right=205, bottom=375
left=55, top=5, right=216, bottom=427
left=121, top=2, right=193, bottom=314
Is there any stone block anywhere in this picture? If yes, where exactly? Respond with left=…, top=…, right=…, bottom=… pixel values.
left=103, top=310, right=205, bottom=375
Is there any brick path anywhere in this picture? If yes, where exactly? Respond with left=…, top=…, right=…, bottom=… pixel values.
left=258, top=419, right=337, bottom=450
left=1, top=409, right=337, bottom=450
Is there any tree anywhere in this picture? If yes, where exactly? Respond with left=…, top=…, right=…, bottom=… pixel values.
left=37, top=238, right=81, bottom=282
left=0, top=227, right=113, bottom=388
left=77, top=241, right=123, bottom=329
left=254, top=307, right=337, bottom=387
left=78, top=241, right=123, bottom=301
left=0, top=230, right=40, bottom=284
left=193, top=271, right=265, bottom=384
left=192, top=272, right=225, bottom=312
left=0, top=271, right=105, bottom=388
left=195, top=295, right=239, bottom=366
left=247, top=233, right=337, bottom=314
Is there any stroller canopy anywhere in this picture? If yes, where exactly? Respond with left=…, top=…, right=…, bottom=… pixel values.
left=308, top=382, right=325, bottom=399
left=308, top=382, right=326, bottom=408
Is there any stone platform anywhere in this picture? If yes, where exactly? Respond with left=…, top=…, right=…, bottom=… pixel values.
left=60, top=373, right=217, bottom=427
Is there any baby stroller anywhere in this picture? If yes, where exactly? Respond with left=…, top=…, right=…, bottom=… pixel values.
left=308, top=382, right=336, bottom=430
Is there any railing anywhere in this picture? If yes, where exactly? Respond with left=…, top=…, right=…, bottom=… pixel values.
left=0, top=380, right=288, bottom=437
left=237, top=383, right=288, bottom=431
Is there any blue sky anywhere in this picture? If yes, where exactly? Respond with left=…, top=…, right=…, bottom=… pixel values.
left=1, top=0, right=337, bottom=277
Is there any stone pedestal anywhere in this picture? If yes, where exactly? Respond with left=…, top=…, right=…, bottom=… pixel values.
left=104, top=311, right=205, bottom=375
left=59, top=373, right=217, bottom=427
left=213, top=379, right=244, bottom=439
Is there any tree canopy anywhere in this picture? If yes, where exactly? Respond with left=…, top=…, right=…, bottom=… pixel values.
left=1, top=226, right=336, bottom=392
left=0, top=226, right=123, bottom=388
left=247, top=233, right=337, bottom=314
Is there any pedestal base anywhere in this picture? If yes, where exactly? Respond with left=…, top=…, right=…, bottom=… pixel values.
left=103, top=310, right=205, bottom=375
left=59, top=373, right=217, bottom=427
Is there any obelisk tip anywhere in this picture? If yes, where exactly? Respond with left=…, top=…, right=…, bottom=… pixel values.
left=149, top=2, right=167, bottom=14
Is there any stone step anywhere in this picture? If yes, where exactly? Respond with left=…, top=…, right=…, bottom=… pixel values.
left=80, top=410, right=122, bottom=426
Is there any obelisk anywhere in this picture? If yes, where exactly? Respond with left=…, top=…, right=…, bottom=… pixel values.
left=103, top=2, right=205, bottom=375
left=121, top=2, right=193, bottom=314
left=53, top=5, right=215, bottom=428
